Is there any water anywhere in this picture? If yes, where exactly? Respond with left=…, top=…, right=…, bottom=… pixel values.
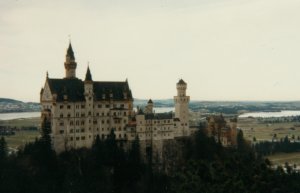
left=0, top=112, right=40, bottom=120
left=153, top=107, right=174, bottom=113
left=239, top=111, right=300, bottom=118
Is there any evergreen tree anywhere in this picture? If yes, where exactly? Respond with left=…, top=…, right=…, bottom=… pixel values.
left=0, top=136, right=8, bottom=160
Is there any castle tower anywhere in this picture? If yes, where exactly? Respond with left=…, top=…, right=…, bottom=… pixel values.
left=174, top=79, right=190, bottom=135
left=64, top=43, right=77, bottom=78
left=144, top=99, right=154, bottom=114
left=84, top=66, right=94, bottom=146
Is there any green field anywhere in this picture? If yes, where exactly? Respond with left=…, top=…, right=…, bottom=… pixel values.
left=267, top=152, right=300, bottom=167
left=5, top=130, right=40, bottom=149
left=238, top=118, right=300, bottom=142
left=0, top=117, right=40, bottom=149
left=0, top=117, right=40, bottom=128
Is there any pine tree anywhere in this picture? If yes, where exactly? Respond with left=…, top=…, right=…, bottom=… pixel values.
left=0, top=136, right=8, bottom=160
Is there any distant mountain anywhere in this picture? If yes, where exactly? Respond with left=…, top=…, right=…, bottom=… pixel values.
left=0, top=98, right=40, bottom=113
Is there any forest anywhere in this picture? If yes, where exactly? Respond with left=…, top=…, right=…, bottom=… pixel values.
left=1, top=126, right=300, bottom=193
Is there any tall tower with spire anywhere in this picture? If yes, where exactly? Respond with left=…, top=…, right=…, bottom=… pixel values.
left=174, top=79, right=190, bottom=135
left=64, top=43, right=77, bottom=79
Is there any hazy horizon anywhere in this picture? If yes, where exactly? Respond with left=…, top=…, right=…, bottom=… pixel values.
left=1, top=0, right=300, bottom=102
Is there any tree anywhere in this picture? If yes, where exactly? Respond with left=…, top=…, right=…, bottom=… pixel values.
left=0, top=136, right=8, bottom=160
left=237, top=130, right=247, bottom=152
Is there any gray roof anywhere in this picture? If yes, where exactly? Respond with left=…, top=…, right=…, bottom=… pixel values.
left=47, top=78, right=133, bottom=102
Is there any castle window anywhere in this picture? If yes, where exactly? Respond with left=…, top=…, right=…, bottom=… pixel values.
left=67, top=105, right=71, bottom=109
left=119, top=134, right=121, bottom=138
left=67, top=114, right=70, bottom=118
left=60, top=105, right=63, bottom=109
left=123, top=112, right=126, bottom=116
left=120, top=104, right=124, bottom=108
left=81, top=105, right=85, bottom=109
left=102, top=128, right=104, bottom=131
left=76, top=121, right=79, bottom=125
left=70, top=121, right=73, bottom=126
left=98, top=104, right=102, bottom=108
left=123, top=119, right=127, bottom=123
left=96, top=113, right=99, bottom=116
left=105, top=104, right=109, bottom=108
left=88, top=112, right=91, bottom=116
left=60, top=114, right=63, bottom=118
left=102, top=134, right=105, bottom=139
left=59, top=130, right=64, bottom=134
left=70, top=137, right=73, bottom=141
left=107, top=112, right=109, bottom=116
left=81, top=128, right=85, bottom=132
left=81, top=136, right=85, bottom=140
left=76, top=113, right=79, bottom=117
left=107, top=120, right=110, bottom=124
left=76, top=137, right=80, bottom=141
left=93, top=120, right=97, bottom=124
left=101, top=120, right=105, bottom=124
left=76, top=129, right=79, bottom=133
left=102, top=112, right=105, bottom=116
left=70, top=129, right=74, bottom=133
left=81, top=113, right=85, bottom=117
left=81, top=121, right=84, bottom=125
left=59, top=122, right=64, bottom=126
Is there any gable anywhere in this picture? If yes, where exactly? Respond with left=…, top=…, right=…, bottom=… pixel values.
left=41, top=80, right=53, bottom=102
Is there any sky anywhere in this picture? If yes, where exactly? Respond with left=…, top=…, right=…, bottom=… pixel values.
left=1, top=0, right=300, bottom=102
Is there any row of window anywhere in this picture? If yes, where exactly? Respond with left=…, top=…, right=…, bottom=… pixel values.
left=59, top=126, right=127, bottom=133
left=141, top=119, right=172, bottom=124
left=59, top=103, right=127, bottom=110
left=59, top=111, right=127, bottom=118
left=59, top=118, right=127, bottom=126
left=139, top=126, right=171, bottom=131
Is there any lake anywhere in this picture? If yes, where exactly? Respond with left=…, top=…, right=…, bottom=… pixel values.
left=0, top=112, right=40, bottom=121
left=239, top=111, right=300, bottom=118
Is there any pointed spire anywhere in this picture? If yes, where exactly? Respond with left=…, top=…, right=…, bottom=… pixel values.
left=85, top=65, right=92, bottom=81
left=66, top=42, right=75, bottom=60
left=46, top=71, right=49, bottom=79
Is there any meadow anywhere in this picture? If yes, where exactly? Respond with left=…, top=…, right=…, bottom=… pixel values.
left=0, top=117, right=40, bottom=149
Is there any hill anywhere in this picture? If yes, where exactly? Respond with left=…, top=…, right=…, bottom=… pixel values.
left=0, top=98, right=40, bottom=113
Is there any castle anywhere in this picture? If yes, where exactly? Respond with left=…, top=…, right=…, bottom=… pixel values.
left=206, top=115, right=238, bottom=147
left=40, top=43, right=191, bottom=153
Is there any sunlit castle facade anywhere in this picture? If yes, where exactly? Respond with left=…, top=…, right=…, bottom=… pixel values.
left=40, top=43, right=191, bottom=153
